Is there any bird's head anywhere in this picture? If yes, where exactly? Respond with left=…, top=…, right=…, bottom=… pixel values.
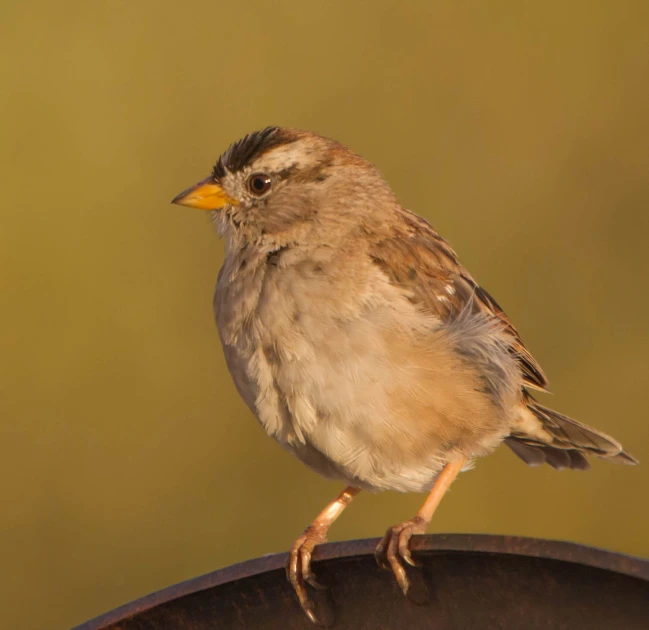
left=172, top=127, right=396, bottom=249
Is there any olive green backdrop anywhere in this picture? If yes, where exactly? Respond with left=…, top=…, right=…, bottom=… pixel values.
left=1, top=2, right=648, bottom=628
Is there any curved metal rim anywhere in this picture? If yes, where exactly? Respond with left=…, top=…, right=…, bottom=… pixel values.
left=74, top=533, right=649, bottom=630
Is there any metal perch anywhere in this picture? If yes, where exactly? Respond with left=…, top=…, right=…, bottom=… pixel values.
left=74, top=534, right=649, bottom=629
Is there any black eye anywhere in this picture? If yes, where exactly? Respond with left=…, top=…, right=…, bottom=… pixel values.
left=248, top=173, right=272, bottom=195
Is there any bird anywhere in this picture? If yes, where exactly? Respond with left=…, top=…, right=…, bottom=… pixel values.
left=172, top=126, right=638, bottom=624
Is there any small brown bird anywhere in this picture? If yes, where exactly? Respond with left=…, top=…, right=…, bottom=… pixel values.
left=172, top=127, right=637, bottom=624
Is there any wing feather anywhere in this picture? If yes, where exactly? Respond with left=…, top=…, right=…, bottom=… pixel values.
left=369, top=208, right=549, bottom=391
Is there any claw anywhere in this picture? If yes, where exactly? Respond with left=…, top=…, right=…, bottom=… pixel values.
left=301, top=543, right=326, bottom=590
left=375, top=517, right=426, bottom=597
left=398, top=528, right=419, bottom=567
left=304, top=570, right=327, bottom=590
left=286, top=527, right=328, bottom=625
left=285, top=486, right=359, bottom=625
left=374, top=538, right=389, bottom=570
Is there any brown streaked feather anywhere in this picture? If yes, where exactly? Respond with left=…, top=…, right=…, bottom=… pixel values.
left=369, top=207, right=549, bottom=391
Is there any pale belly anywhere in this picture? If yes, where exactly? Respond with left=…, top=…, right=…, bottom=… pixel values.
left=215, top=254, right=516, bottom=493
left=221, top=316, right=460, bottom=492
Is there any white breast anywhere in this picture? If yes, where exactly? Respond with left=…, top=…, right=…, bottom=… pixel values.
left=214, top=245, right=511, bottom=492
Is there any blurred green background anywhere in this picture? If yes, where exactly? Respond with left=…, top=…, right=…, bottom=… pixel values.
left=2, top=1, right=648, bottom=628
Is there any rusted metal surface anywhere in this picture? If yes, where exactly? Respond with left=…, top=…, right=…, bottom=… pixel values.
left=74, top=534, right=649, bottom=629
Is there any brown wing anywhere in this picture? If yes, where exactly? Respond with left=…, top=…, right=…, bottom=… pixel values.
left=369, top=208, right=549, bottom=392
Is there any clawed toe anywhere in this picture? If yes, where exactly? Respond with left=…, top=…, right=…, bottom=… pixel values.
left=304, top=569, right=326, bottom=591
left=375, top=517, right=425, bottom=596
left=286, top=527, right=328, bottom=625
left=285, top=487, right=359, bottom=625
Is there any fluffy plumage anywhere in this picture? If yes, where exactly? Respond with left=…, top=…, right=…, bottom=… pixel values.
left=203, top=128, right=636, bottom=485
left=174, top=127, right=637, bottom=623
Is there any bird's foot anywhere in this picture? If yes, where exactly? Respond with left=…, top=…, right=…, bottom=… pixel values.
left=375, top=516, right=426, bottom=596
left=286, top=524, right=329, bottom=625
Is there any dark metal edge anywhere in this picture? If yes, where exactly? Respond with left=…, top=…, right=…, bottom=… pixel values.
left=73, top=534, right=649, bottom=630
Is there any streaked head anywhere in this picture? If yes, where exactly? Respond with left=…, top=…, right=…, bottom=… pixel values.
left=172, top=127, right=395, bottom=245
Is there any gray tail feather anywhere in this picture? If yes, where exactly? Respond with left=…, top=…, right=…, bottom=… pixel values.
left=506, top=400, right=639, bottom=471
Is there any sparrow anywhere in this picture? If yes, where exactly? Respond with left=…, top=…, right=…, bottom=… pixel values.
left=172, top=127, right=638, bottom=624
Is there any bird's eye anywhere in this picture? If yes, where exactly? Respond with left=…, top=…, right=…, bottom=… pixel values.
left=248, top=173, right=272, bottom=196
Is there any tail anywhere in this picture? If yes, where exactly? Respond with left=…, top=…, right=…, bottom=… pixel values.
left=506, top=396, right=639, bottom=471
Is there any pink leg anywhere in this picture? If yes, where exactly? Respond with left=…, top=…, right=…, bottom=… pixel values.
left=375, top=458, right=466, bottom=596
left=287, top=486, right=360, bottom=624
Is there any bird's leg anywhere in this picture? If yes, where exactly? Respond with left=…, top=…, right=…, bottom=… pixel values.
left=287, top=486, right=360, bottom=624
left=375, top=458, right=466, bottom=597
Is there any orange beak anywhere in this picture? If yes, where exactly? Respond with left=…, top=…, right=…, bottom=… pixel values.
left=171, top=177, right=238, bottom=210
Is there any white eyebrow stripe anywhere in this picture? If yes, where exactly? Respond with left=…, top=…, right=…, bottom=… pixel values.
left=255, top=143, right=323, bottom=173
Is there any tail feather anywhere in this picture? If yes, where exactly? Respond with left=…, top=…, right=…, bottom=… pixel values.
left=528, top=402, right=623, bottom=456
left=608, top=450, right=640, bottom=466
left=507, top=398, right=639, bottom=470
left=505, top=438, right=590, bottom=471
